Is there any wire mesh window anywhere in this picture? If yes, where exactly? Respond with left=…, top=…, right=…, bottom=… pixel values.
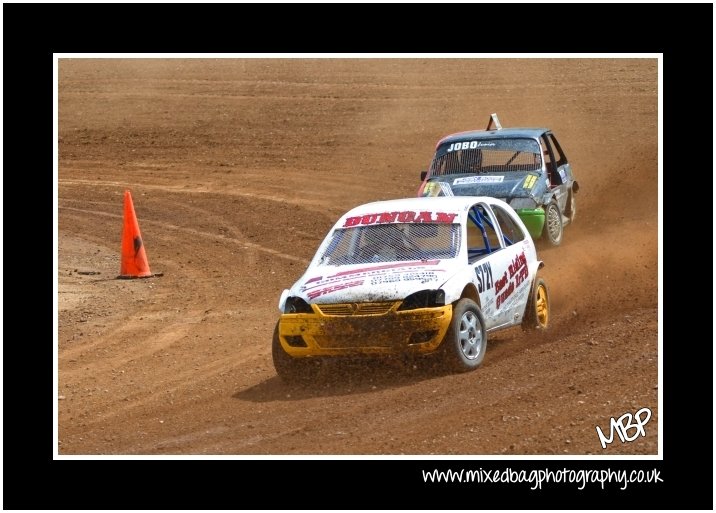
left=429, top=138, right=542, bottom=176
left=319, top=223, right=461, bottom=265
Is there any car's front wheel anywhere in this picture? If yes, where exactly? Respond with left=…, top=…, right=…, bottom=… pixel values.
left=440, top=298, right=487, bottom=372
left=542, top=200, right=563, bottom=246
left=272, top=321, right=321, bottom=383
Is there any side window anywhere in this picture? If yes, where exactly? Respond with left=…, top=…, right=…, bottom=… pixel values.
left=466, top=204, right=501, bottom=261
left=540, top=135, right=560, bottom=186
left=548, top=133, right=566, bottom=166
left=491, top=205, right=526, bottom=246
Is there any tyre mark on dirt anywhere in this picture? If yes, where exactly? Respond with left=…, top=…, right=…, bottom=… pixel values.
left=59, top=308, right=204, bottom=364
left=59, top=206, right=309, bottom=264
left=59, top=178, right=333, bottom=212
left=61, top=346, right=267, bottom=438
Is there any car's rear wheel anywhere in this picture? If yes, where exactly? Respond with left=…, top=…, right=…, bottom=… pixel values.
left=542, top=200, right=563, bottom=246
left=567, top=191, right=577, bottom=223
left=440, top=298, right=487, bottom=372
left=272, top=321, right=321, bottom=383
left=522, top=278, right=550, bottom=330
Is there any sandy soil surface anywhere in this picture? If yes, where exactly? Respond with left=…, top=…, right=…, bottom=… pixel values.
left=57, top=58, right=658, bottom=456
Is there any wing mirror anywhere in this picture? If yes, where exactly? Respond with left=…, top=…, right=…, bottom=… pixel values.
left=420, top=170, right=427, bottom=181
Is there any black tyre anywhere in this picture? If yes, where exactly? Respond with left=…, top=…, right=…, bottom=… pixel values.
left=272, top=321, right=321, bottom=383
left=542, top=200, right=563, bottom=246
left=440, top=298, right=487, bottom=372
left=522, top=278, right=550, bottom=331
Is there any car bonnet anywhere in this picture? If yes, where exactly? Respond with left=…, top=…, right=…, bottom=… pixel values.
left=292, top=259, right=459, bottom=304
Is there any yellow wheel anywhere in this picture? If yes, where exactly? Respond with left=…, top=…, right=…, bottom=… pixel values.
left=534, top=281, right=549, bottom=328
left=522, top=278, right=550, bottom=330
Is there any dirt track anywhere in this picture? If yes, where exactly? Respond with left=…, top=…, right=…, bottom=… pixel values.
left=58, top=58, right=658, bottom=455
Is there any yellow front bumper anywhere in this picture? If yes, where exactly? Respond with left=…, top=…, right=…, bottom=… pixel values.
left=278, top=302, right=453, bottom=357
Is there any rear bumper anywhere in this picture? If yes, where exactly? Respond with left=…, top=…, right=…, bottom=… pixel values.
left=515, top=208, right=545, bottom=239
left=278, top=303, right=453, bottom=357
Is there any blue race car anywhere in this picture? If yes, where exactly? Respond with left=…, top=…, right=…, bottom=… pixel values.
left=419, top=114, right=579, bottom=246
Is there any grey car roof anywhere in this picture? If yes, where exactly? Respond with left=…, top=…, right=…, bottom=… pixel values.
left=437, top=127, right=549, bottom=146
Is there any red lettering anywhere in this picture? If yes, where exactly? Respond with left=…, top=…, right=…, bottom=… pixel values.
left=361, top=214, right=379, bottom=225
left=416, top=211, right=434, bottom=223
left=344, top=211, right=457, bottom=227
left=307, top=280, right=364, bottom=300
left=514, top=265, right=529, bottom=286
left=398, top=211, right=416, bottom=223
left=494, top=272, right=508, bottom=294
left=496, top=280, right=515, bottom=309
left=435, top=212, right=458, bottom=223
left=378, top=212, right=398, bottom=223
left=508, top=251, right=527, bottom=278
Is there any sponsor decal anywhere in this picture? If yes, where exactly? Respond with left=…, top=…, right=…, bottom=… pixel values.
left=559, top=168, right=567, bottom=182
left=453, top=175, right=504, bottom=185
left=370, top=271, right=438, bottom=286
left=508, top=252, right=527, bottom=278
left=343, top=211, right=457, bottom=228
left=307, top=279, right=364, bottom=300
left=439, top=182, right=454, bottom=196
left=301, top=261, right=444, bottom=293
left=522, top=174, right=538, bottom=189
left=370, top=274, right=401, bottom=285
left=402, top=271, right=439, bottom=284
left=332, top=260, right=440, bottom=278
left=422, top=182, right=441, bottom=197
left=494, top=251, right=529, bottom=309
left=424, top=182, right=455, bottom=197
left=446, top=141, right=496, bottom=152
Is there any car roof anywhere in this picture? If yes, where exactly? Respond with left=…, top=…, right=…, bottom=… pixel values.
left=436, top=127, right=549, bottom=147
left=339, top=196, right=505, bottom=223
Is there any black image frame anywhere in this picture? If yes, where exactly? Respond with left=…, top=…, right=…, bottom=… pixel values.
left=2, top=2, right=710, bottom=510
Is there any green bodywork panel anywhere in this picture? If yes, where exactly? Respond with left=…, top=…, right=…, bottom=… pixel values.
left=516, top=208, right=545, bottom=239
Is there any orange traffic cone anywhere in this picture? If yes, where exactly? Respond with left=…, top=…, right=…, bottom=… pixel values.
left=118, top=190, right=154, bottom=279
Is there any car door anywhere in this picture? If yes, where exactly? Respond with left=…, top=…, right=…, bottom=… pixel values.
left=548, top=132, right=574, bottom=185
left=488, top=204, right=534, bottom=324
left=541, top=133, right=571, bottom=214
left=465, top=202, right=526, bottom=329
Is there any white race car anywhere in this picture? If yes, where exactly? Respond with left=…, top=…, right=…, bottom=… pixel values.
left=274, top=196, right=550, bottom=381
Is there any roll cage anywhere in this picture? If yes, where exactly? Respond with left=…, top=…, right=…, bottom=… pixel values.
left=467, top=203, right=514, bottom=260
